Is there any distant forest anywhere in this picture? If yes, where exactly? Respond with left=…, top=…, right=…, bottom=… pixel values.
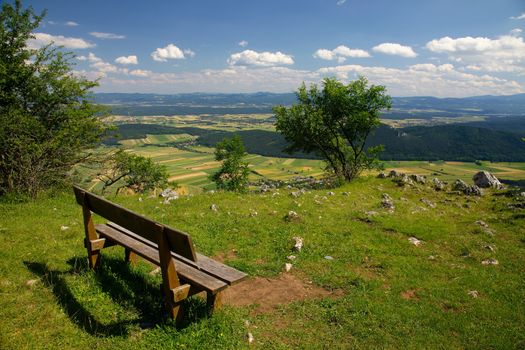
left=106, top=123, right=525, bottom=162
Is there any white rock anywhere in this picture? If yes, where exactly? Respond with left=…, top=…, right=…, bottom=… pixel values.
left=292, top=236, right=303, bottom=251
left=468, top=290, right=479, bottom=298
left=327, top=191, right=335, bottom=196
left=210, top=204, right=218, bottom=212
left=246, top=332, right=254, bottom=344
left=408, top=237, right=423, bottom=246
left=284, top=263, right=293, bottom=272
left=475, top=220, right=488, bottom=228
left=481, top=259, right=499, bottom=265
left=472, top=171, right=504, bottom=189
left=25, top=279, right=38, bottom=287
left=324, top=255, right=334, bottom=260
left=286, top=211, right=300, bottom=221
left=60, top=226, right=70, bottom=231
left=287, top=255, right=296, bottom=260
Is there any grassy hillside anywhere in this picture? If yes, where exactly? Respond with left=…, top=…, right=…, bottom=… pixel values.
left=1, top=177, right=524, bottom=349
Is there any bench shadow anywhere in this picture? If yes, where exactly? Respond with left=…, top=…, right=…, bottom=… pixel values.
left=24, top=254, right=209, bottom=337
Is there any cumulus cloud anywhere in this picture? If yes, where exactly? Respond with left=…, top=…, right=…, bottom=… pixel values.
left=317, top=63, right=522, bottom=97
left=372, top=43, right=418, bottom=57
left=90, top=32, right=126, bottom=39
left=238, top=40, right=248, bottom=47
left=151, top=44, right=194, bottom=62
left=314, top=45, right=370, bottom=63
left=336, top=0, right=347, bottom=5
left=115, top=55, right=138, bottom=65
left=227, top=49, right=294, bottom=66
left=426, top=34, right=525, bottom=73
left=510, top=13, right=525, bottom=20
left=28, top=33, right=95, bottom=49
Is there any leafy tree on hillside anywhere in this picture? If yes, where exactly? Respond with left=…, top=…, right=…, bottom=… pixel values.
left=97, top=150, right=168, bottom=194
left=211, top=135, right=249, bottom=191
left=0, top=0, right=106, bottom=197
left=274, top=77, right=391, bottom=181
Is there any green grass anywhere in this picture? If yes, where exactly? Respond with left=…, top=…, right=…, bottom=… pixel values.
left=1, top=177, right=524, bottom=349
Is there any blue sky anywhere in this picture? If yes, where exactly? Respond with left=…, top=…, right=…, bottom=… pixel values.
left=23, top=0, right=525, bottom=97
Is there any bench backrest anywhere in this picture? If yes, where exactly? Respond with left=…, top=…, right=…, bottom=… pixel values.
left=73, top=185, right=197, bottom=262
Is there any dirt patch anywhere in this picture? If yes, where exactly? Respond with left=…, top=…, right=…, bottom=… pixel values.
left=401, top=289, right=420, bottom=300
left=222, top=273, right=342, bottom=314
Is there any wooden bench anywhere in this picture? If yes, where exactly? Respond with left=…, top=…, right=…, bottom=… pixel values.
left=72, top=185, right=247, bottom=323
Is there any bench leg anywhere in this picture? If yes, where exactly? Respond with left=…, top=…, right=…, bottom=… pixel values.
left=81, top=198, right=100, bottom=269
left=124, top=248, right=137, bottom=264
left=206, top=291, right=222, bottom=315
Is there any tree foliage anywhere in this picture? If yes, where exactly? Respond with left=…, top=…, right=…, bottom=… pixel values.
left=211, top=135, right=249, bottom=191
left=274, top=77, right=391, bottom=181
left=0, top=0, right=106, bottom=197
left=97, top=150, right=168, bottom=194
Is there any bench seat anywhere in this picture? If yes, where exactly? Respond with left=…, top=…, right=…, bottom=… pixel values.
left=96, top=224, right=230, bottom=294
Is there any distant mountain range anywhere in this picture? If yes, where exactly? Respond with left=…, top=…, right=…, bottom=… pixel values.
left=94, top=92, right=525, bottom=118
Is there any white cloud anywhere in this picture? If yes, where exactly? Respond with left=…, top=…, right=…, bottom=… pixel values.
left=89, top=32, right=126, bottom=39
left=510, top=13, right=525, bottom=20
left=129, top=69, right=152, bottom=77
left=239, top=40, right=248, bottom=47
left=426, top=34, right=525, bottom=73
left=336, top=0, right=347, bottom=5
left=510, top=28, right=523, bottom=37
left=76, top=55, right=87, bottom=61
left=314, top=45, right=370, bottom=63
left=28, top=33, right=95, bottom=49
left=48, top=20, right=78, bottom=26
left=372, top=43, right=418, bottom=57
left=89, top=60, right=523, bottom=98
left=115, top=55, right=138, bottom=65
left=317, top=63, right=522, bottom=97
left=227, top=49, right=294, bottom=66
left=151, top=44, right=194, bottom=62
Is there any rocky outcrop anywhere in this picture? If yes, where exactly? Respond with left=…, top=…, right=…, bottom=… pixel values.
left=432, top=178, right=445, bottom=191
left=472, top=171, right=504, bottom=189
left=160, top=188, right=179, bottom=204
left=453, top=179, right=482, bottom=196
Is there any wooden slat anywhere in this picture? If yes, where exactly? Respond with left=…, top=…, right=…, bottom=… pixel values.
left=194, top=253, right=248, bottom=286
left=95, top=224, right=227, bottom=293
left=107, top=222, right=247, bottom=285
left=73, top=186, right=196, bottom=261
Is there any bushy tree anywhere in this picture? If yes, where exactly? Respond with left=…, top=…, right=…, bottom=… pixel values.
left=211, top=135, right=249, bottom=191
left=97, top=150, right=168, bottom=194
left=274, top=77, right=391, bottom=181
left=0, top=1, right=106, bottom=197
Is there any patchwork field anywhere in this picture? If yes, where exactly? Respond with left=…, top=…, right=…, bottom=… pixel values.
left=115, top=138, right=525, bottom=193
left=91, top=112, right=525, bottom=193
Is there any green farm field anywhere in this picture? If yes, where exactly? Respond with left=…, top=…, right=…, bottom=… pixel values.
left=101, top=132, right=525, bottom=193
